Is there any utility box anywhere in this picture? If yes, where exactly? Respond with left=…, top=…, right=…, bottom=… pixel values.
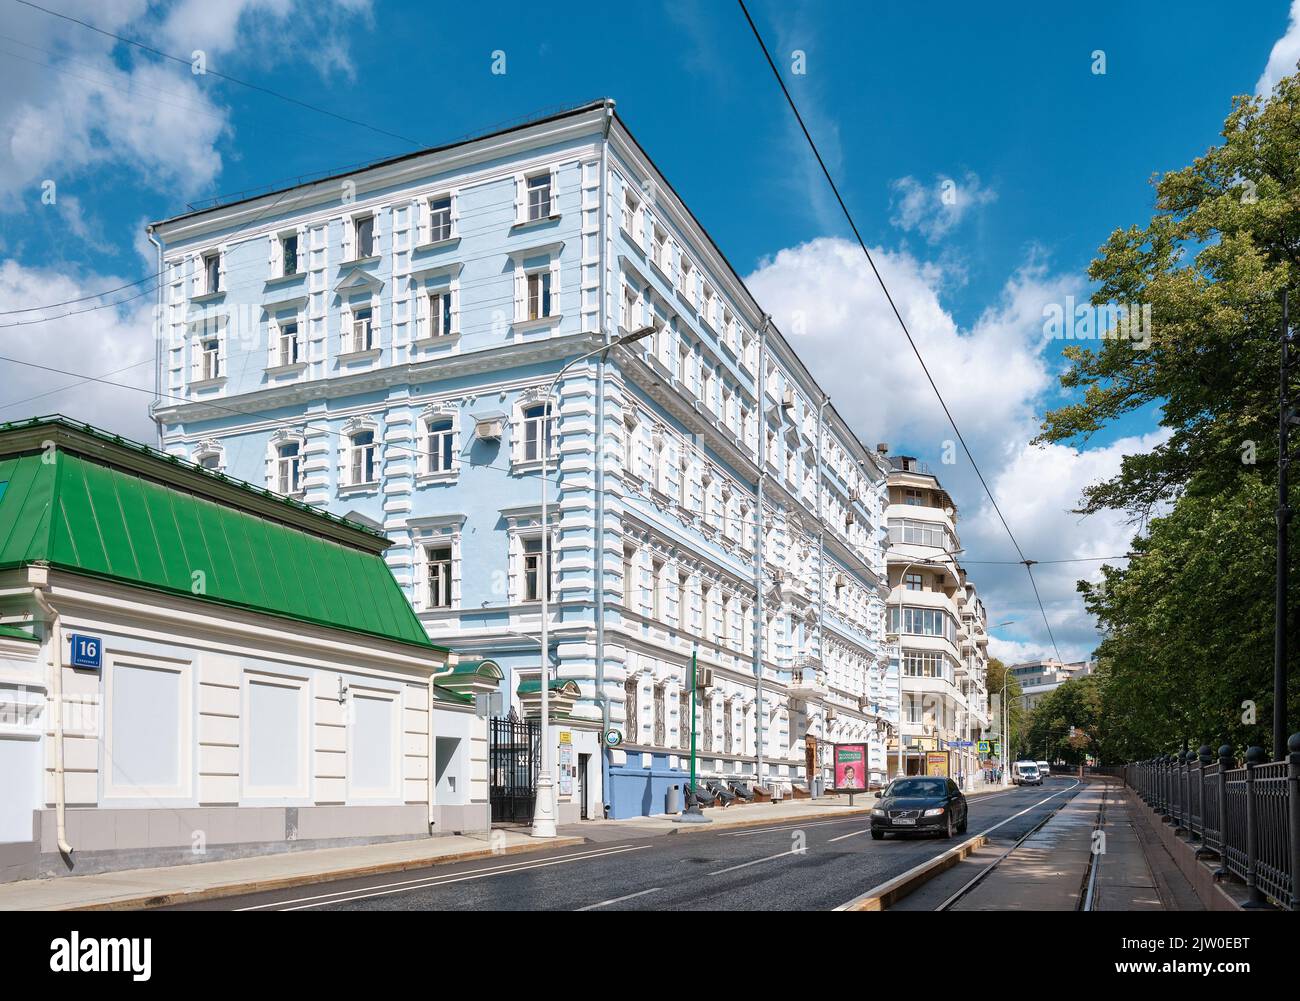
left=665, top=784, right=681, bottom=814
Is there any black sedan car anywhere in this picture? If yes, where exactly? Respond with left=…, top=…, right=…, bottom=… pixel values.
left=870, top=777, right=968, bottom=839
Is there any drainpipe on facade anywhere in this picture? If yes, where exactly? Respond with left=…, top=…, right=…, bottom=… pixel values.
left=752, top=316, right=771, bottom=789
left=146, top=225, right=164, bottom=448
left=32, top=583, right=73, bottom=857
left=595, top=99, right=615, bottom=818
left=427, top=672, right=436, bottom=833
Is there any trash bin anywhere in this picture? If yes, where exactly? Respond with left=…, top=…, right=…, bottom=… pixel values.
left=665, top=784, right=681, bottom=814
left=813, top=776, right=825, bottom=797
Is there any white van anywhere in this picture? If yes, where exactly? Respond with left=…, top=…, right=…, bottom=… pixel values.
left=1012, top=760, right=1041, bottom=786
left=1037, top=760, right=1051, bottom=779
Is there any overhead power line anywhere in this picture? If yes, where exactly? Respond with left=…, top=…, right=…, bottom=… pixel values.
left=736, top=0, right=1063, bottom=662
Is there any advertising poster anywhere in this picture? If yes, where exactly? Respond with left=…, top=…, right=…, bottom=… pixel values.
left=926, top=751, right=950, bottom=777
left=833, top=743, right=867, bottom=791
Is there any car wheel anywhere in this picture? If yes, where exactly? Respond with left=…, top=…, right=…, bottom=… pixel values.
left=958, top=815, right=968, bottom=834
left=870, top=830, right=884, bottom=841
left=944, top=813, right=954, bottom=838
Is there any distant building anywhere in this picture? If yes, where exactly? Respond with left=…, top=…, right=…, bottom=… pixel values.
left=883, top=454, right=992, bottom=787
left=1010, top=658, right=1096, bottom=711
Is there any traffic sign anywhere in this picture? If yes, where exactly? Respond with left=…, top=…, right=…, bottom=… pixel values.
left=977, top=740, right=991, bottom=754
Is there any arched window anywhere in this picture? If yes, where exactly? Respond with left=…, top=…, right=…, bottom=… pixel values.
left=276, top=441, right=301, bottom=495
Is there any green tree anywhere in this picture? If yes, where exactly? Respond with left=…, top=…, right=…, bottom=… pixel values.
left=1037, top=67, right=1300, bottom=757
left=1024, top=675, right=1103, bottom=765
left=984, top=658, right=1026, bottom=758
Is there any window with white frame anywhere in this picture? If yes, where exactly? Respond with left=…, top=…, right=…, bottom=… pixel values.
left=651, top=558, right=664, bottom=620
left=527, top=270, right=553, bottom=320
left=623, top=545, right=637, bottom=608
left=702, top=284, right=715, bottom=328
left=653, top=226, right=670, bottom=272
left=679, top=257, right=694, bottom=304
left=196, top=449, right=222, bottom=472
left=198, top=334, right=221, bottom=381
left=347, top=305, right=375, bottom=352
left=354, top=214, right=375, bottom=259
left=426, top=545, right=453, bottom=608
left=425, top=417, right=456, bottom=474
left=428, top=195, right=454, bottom=242
left=278, top=232, right=300, bottom=277
left=276, top=441, right=302, bottom=495
left=273, top=319, right=302, bottom=367
left=522, top=402, right=553, bottom=463
left=526, top=172, right=552, bottom=221
left=522, top=536, right=552, bottom=602
left=348, top=429, right=378, bottom=485
left=202, top=251, right=221, bottom=294
left=427, top=290, right=454, bottom=337
left=621, top=282, right=641, bottom=331
left=622, top=189, right=642, bottom=242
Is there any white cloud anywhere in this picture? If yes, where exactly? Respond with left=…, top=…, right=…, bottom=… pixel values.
left=746, top=236, right=1160, bottom=663
left=0, top=1, right=377, bottom=209
left=1258, top=0, right=1300, bottom=95
left=890, top=173, right=998, bottom=243
left=0, top=260, right=156, bottom=441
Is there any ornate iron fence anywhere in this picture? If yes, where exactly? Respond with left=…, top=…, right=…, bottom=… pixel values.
left=1123, top=736, right=1300, bottom=910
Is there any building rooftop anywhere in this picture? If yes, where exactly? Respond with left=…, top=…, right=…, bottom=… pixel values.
left=0, top=416, right=439, bottom=651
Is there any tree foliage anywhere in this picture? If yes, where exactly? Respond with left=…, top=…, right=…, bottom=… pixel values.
left=1038, top=68, right=1300, bottom=757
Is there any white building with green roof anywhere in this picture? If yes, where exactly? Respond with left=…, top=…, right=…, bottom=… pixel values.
left=0, top=416, right=486, bottom=882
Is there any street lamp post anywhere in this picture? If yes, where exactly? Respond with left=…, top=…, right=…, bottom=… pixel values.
left=532, top=324, right=657, bottom=839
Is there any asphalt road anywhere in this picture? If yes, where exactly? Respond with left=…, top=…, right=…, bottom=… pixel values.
left=170, top=778, right=1082, bottom=912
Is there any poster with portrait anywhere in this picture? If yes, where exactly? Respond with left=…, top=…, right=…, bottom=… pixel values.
left=833, top=743, right=868, bottom=791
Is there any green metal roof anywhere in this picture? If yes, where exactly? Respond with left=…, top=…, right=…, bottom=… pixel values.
left=0, top=419, right=438, bottom=652
left=444, top=659, right=504, bottom=680
left=515, top=678, right=581, bottom=696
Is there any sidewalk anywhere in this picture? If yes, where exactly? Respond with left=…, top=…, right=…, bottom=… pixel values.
left=947, top=780, right=1189, bottom=911
left=0, top=829, right=584, bottom=912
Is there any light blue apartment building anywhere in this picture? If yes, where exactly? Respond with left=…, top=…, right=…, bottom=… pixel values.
left=149, top=100, right=893, bottom=820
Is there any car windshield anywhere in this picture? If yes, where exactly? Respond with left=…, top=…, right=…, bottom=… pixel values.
left=887, top=779, right=945, bottom=797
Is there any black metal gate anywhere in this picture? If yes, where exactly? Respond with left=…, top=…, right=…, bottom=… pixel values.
left=490, top=716, right=539, bottom=824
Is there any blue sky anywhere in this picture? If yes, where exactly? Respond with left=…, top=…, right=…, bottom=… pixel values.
left=2, top=0, right=1298, bottom=662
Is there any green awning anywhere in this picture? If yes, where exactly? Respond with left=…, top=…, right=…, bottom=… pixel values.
left=516, top=678, right=581, bottom=696
left=0, top=417, right=437, bottom=651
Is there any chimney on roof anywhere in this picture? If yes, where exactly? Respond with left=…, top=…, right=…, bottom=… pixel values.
left=876, top=442, right=889, bottom=455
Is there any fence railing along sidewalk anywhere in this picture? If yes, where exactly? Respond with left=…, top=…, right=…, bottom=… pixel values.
left=1122, top=734, right=1300, bottom=910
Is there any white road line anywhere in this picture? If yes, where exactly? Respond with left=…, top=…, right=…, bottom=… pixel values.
left=972, top=779, right=1081, bottom=840
left=237, top=844, right=649, bottom=911
left=576, top=887, right=663, bottom=910
left=826, top=828, right=872, bottom=843
left=708, top=848, right=803, bottom=876
left=721, top=817, right=866, bottom=838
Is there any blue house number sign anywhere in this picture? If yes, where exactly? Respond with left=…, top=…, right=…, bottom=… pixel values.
left=69, top=634, right=102, bottom=670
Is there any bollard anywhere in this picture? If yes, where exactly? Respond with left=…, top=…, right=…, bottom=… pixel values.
left=1289, top=733, right=1300, bottom=912
left=1214, top=744, right=1233, bottom=879
left=1243, top=746, right=1270, bottom=908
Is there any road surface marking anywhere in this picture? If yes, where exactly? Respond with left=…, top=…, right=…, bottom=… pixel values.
left=576, top=887, right=663, bottom=910
left=721, top=817, right=867, bottom=838
left=708, top=848, right=803, bottom=875
left=237, top=844, right=650, bottom=911
left=827, top=828, right=872, bottom=843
